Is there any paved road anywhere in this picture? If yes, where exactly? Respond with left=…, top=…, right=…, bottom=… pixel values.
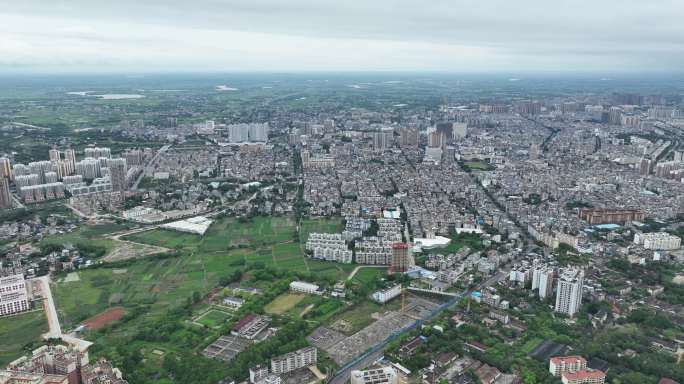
left=34, top=275, right=93, bottom=352
left=34, top=275, right=62, bottom=339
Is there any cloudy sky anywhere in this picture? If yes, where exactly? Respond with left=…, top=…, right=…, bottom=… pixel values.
left=2, top=0, right=683, bottom=73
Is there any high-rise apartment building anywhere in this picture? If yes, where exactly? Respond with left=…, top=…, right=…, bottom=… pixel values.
left=0, top=178, right=12, bottom=209
left=49, top=149, right=61, bottom=162
left=15, top=174, right=40, bottom=189
left=427, top=131, right=446, bottom=148
left=107, top=158, right=128, bottom=192
left=84, top=147, right=111, bottom=159
left=390, top=243, right=410, bottom=273
left=29, top=161, right=54, bottom=183
left=555, top=268, right=584, bottom=317
left=0, top=157, right=11, bottom=180
left=398, top=127, right=419, bottom=147
left=12, top=163, right=30, bottom=177
left=373, top=131, right=392, bottom=152
left=249, top=123, right=269, bottom=142
left=76, top=158, right=102, bottom=180
left=0, top=272, right=30, bottom=316
left=64, top=149, right=76, bottom=175
left=532, top=266, right=554, bottom=300
left=124, top=149, right=144, bottom=167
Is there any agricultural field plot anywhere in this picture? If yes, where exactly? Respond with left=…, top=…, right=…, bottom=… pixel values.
left=200, top=216, right=296, bottom=251
left=272, top=242, right=307, bottom=270
left=201, top=248, right=270, bottom=274
left=0, top=310, right=48, bottom=366
left=264, top=293, right=306, bottom=315
left=195, top=309, right=232, bottom=328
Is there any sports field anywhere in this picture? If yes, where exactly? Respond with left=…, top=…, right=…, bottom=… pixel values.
left=463, top=161, right=495, bottom=171
left=196, top=309, right=232, bottom=328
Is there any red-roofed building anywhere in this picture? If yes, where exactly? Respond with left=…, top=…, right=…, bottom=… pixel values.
left=549, top=356, right=587, bottom=377
left=561, top=369, right=605, bottom=384
left=659, top=379, right=680, bottom=384
left=231, top=314, right=256, bottom=334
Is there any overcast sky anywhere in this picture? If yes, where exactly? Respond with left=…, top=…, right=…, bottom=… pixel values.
left=2, top=0, right=683, bottom=74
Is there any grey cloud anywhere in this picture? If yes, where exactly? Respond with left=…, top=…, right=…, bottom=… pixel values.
left=2, top=0, right=684, bottom=72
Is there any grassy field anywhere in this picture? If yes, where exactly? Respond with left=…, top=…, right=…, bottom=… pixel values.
left=122, top=217, right=348, bottom=278
left=264, top=293, right=306, bottom=315
left=196, top=309, right=232, bottom=328
left=463, top=161, right=495, bottom=171
left=307, top=260, right=356, bottom=281
left=0, top=310, right=48, bottom=366
left=352, top=267, right=387, bottom=286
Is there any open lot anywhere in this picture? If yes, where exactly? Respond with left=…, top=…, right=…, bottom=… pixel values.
left=326, top=300, right=400, bottom=335
left=83, top=307, right=126, bottom=330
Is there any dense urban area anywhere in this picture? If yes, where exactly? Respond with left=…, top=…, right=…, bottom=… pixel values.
left=0, top=74, right=683, bottom=384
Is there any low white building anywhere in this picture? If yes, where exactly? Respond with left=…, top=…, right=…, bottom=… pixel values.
left=161, top=216, right=213, bottom=235
left=634, top=232, right=681, bottom=250
left=371, top=284, right=401, bottom=304
left=351, top=367, right=398, bottom=384
left=289, top=281, right=322, bottom=295
left=270, top=346, right=317, bottom=375
left=223, top=296, right=245, bottom=309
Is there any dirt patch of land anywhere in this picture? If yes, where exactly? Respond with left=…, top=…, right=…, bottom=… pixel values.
left=103, top=239, right=171, bottom=263
left=82, top=307, right=126, bottom=330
